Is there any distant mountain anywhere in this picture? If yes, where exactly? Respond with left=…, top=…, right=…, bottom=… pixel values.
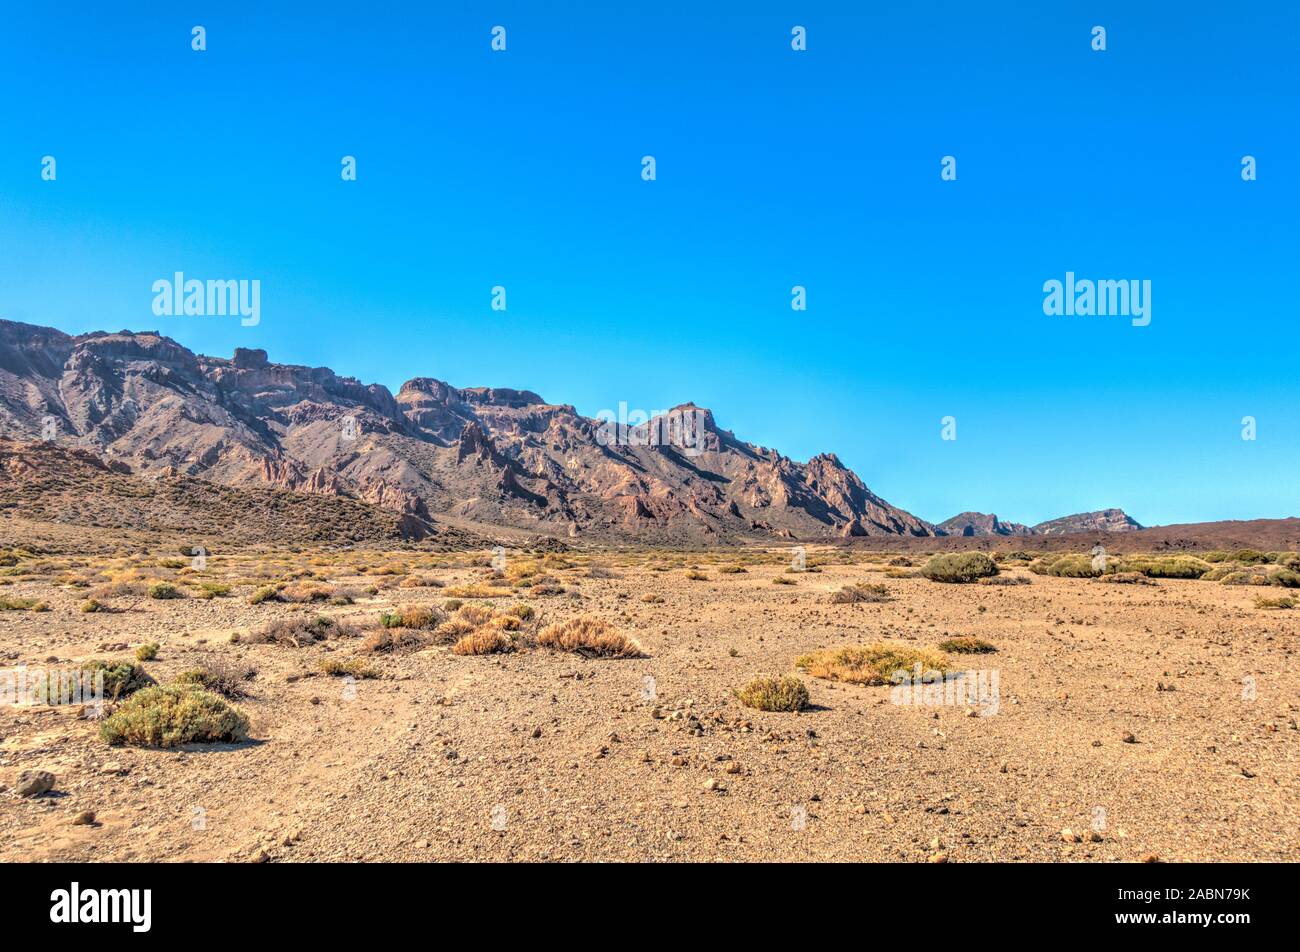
left=0, top=319, right=937, bottom=544
left=937, top=512, right=1033, bottom=537
left=1032, top=509, right=1143, bottom=535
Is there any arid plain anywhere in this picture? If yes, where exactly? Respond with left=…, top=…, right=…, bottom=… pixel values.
left=2, top=539, right=1296, bottom=863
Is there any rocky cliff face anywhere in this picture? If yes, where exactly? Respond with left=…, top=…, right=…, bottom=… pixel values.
left=937, top=512, right=1034, bottom=537
left=1032, top=509, right=1143, bottom=535
left=0, top=319, right=937, bottom=544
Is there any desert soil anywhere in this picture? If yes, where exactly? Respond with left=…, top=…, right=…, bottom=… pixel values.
left=1, top=550, right=1296, bottom=862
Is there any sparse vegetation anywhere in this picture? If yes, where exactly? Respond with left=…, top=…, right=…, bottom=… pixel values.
left=0, top=596, right=48, bottom=611
left=796, top=643, right=951, bottom=686
left=319, top=657, right=379, bottom=678
left=536, top=617, right=643, bottom=658
left=239, top=615, right=358, bottom=647
left=920, top=552, right=999, bottom=583
left=1254, top=594, right=1296, bottom=610
left=147, top=581, right=182, bottom=600
left=379, top=604, right=446, bottom=630
left=734, top=675, right=809, bottom=712
left=135, top=642, right=159, bottom=661
left=938, top=636, right=997, bottom=654
left=100, top=685, right=249, bottom=747
left=174, top=660, right=254, bottom=699
left=829, top=582, right=890, bottom=603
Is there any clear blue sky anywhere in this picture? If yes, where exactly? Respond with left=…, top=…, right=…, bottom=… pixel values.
left=2, top=2, right=1296, bottom=527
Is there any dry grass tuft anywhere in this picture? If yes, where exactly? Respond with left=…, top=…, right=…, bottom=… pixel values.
left=451, top=628, right=516, bottom=655
left=734, top=675, right=809, bottom=712
left=796, top=643, right=951, bottom=686
left=829, top=582, right=891, bottom=603
left=535, top=616, right=644, bottom=658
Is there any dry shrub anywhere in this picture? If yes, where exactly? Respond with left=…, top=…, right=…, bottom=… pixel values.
left=685, top=570, right=708, bottom=581
left=535, top=617, right=644, bottom=658
left=829, top=582, right=890, bottom=603
left=399, top=574, right=444, bottom=588
left=978, top=574, right=1030, bottom=586
left=796, top=643, right=951, bottom=686
left=734, top=676, right=809, bottom=712
left=1254, top=594, right=1296, bottom=610
left=241, top=615, right=358, bottom=647
left=443, top=584, right=512, bottom=598
left=319, top=657, right=379, bottom=678
left=937, top=636, right=997, bottom=654
left=362, top=627, right=423, bottom=653
left=174, top=659, right=255, bottom=699
left=278, top=582, right=337, bottom=603
left=451, top=628, right=516, bottom=655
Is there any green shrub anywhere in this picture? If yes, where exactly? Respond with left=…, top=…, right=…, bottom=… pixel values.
left=1116, top=556, right=1210, bottom=579
left=1233, top=549, right=1268, bottom=565
left=248, top=586, right=278, bottom=605
left=147, top=581, right=182, bottom=600
left=920, top=552, right=999, bottom=583
left=734, top=676, right=810, bottom=712
left=198, top=582, right=231, bottom=599
left=100, top=685, right=249, bottom=747
left=135, top=643, right=159, bottom=661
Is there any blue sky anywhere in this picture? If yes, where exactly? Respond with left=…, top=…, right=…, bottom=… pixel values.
left=2, top=2, right=1296, bottom=526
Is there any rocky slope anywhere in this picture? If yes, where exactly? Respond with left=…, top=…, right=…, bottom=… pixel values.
left=936, top=512, right=1033, bottom=537
left=0, top=319, right=937, bottom=544
left=1032, top=509, right=1143, bottom=535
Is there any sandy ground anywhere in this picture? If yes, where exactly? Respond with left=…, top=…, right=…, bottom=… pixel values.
left=1, top=552, right=1296, bottom=863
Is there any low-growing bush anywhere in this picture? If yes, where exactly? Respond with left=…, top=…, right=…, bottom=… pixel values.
left=937, top=636, right=997, bottom=654
left=361, top=627, right=423, bottom=653
left=0, top=596, right=47, bottom=611
left=174, top=660, right=254, bottom=699
left=734, top=676, right=809, bottom=712
left=379, top=605, right=446, bottom=630
left=248, top=586, right=279, bottom=605
left=772, top=576, right=796, bottom=585
left=796, top=643, right=951, bottom=686
left=319, top=657, right=379, bottom=678
left=920, top=553, right=999, bottom=583
left=239, top=615, right=358, bottom=647
left=451, top=628, right=517, bottom=655
left=535, top=617, right=644, bottom=658
left=1254, top=594, right=1296, bottom=610
left=100, top=685, right=249, bottom=747
left=685, top=570, right=708, bottom=581
left=198, top=582, right=232, bottom=600
left=1115, top=556, right=1210, bottom=579
left=135, top=643, right=159, bottom=662
left=147, top=581, right=182, bottom=600
left=829, top=582, right=890, bottom=604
